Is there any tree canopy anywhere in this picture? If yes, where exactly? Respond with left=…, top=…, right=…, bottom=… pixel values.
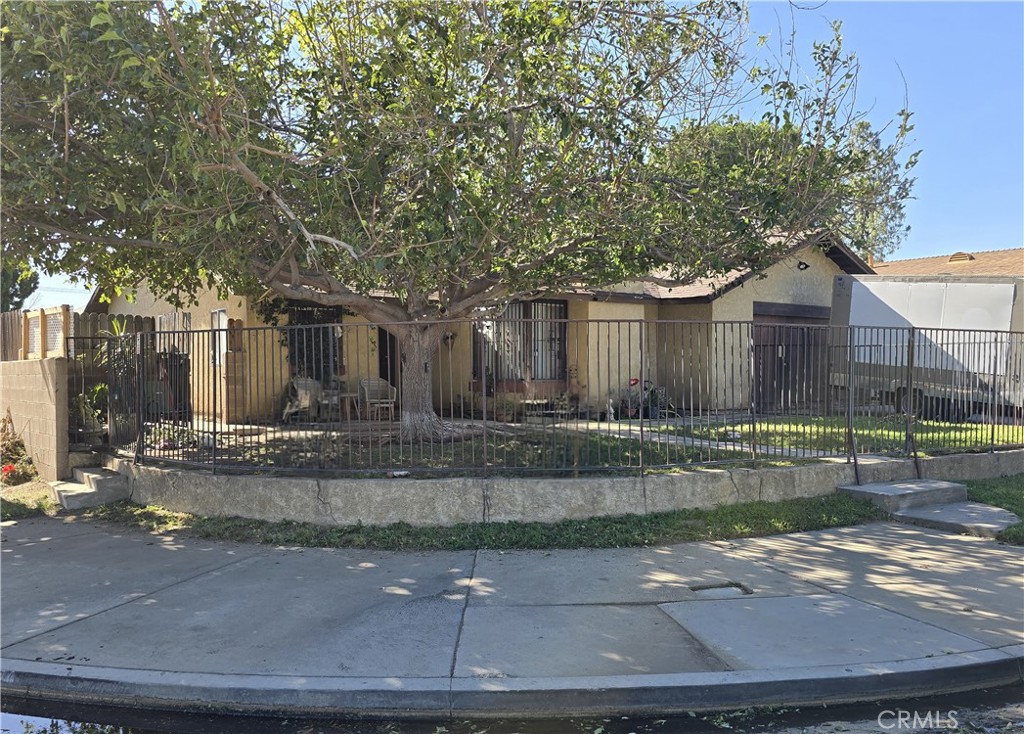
left=2, top=1, right=914, bottom=312
left=0, top=261, right=39, bottom=312
left=1, top=0, right=916, bottom=435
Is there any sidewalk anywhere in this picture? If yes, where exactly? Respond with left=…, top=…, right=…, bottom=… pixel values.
left=1, top=516, right=1021, bottom=719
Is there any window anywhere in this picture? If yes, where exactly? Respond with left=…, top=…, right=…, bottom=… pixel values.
left=211, top=309, right=228, bottom=365
left=282, top=307, right=346, bottom=382
left=474, top=300, right=567, bottom=382
left=284, top=324, right=345, bottom=382
left=156, top=311, right=192, bottom=353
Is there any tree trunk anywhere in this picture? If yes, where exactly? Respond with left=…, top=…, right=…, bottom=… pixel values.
left=393, top=323, right=453, bottom=441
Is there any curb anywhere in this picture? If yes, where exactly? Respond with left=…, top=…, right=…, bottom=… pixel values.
left=4, top=646, right=1021, bottom=720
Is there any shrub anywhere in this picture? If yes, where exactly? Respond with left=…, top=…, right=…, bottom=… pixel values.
left=0, top=408, right=37, bottom=487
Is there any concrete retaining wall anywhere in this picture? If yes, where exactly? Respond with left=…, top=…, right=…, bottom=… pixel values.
left=109, top=448, right=1024, bottom=529
left=0, top=358, right=69, bottom=481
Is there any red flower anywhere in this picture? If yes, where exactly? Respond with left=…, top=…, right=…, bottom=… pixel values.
left=629, top=377, right=640, bottom=386
left=1, top=464, right=15, bottom=476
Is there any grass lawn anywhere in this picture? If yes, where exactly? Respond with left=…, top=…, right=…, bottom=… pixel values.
left=1, top=480, right=57, bottom=521
left=964, top=475, right=1024, bottom=545
left=665, top=415, right=1024, bottom=456
left=82, top=493, right=883, bottom=550
left=7, top=465, right=1017, bottom=549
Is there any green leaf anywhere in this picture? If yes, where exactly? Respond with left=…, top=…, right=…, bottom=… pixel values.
left=0, top=0, right=915, bottom=333
left=89, top=12, right=114, bottom=28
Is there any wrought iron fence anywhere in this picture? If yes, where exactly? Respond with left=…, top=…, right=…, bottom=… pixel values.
left=72, top=319, right=1024, bottom=477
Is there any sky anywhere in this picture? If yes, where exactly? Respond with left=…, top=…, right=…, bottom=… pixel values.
left=26, top=0, right=1024, bottom=311
left=744, top=0, right=1024, bottom=258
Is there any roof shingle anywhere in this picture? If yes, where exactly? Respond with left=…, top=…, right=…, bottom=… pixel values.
left=873, top=248, right=1024, bottom=277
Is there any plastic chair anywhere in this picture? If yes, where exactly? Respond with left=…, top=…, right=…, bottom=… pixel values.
left=359, top=377, right=397, bottom=420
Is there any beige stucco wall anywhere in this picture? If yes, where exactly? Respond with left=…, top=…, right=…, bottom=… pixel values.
left=339, top=315, right=388, bottom=415
left=103, top=283, right=476, bottom=419
left=433, top=321, right=474, bottom=412
left=711, top=245, right=843, bottom=322
left=101, top=284, right=394, bottom=422
left=566, top=299, right=592, bottom=410
left=97, top=249, right=846, bottom=420
left=628, top=247, right=844, bottom=413
left=104, top=284, right=251, bottom=328
left=652, top=303, right=714, bottom=410
left=701, top=246, right=842, bottom=410
left=693, top=319, right=754, bottom=412
left=104, top=284, right=281, bottom=421
left=430, top=297, right=640, bottom=415
left=575, top=300, right=648, bottom=414
left=0, top=358, right=69, bottom=480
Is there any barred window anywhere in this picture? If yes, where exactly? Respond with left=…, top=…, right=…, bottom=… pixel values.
left=474, top=300, right=567, bottom=382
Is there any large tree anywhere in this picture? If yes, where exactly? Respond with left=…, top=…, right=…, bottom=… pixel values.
left=1, top=0, right=914, bottom=438
left=0, top=260, right=39, bottom=312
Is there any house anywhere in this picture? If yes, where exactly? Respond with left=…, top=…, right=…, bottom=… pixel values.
left=87, top=238, right=872, bottom=420
left=872, top=248, right=1024, bottom=277
left=85, top=286, right=369, bottom=425
left=452, top=237, right=870, bottom=413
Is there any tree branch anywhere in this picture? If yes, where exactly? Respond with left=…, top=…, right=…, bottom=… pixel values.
left=252, top=259, right=410, bottom=323
left=20, top=220, right=173, bottom=250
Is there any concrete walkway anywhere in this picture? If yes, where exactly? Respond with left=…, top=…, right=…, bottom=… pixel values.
left=1, top=516, right=1021, bottom=720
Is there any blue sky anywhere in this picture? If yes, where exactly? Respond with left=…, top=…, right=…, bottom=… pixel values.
left=29, top=1, right=1024, bottom=310
left=746, top=1, right=1024, bottom=261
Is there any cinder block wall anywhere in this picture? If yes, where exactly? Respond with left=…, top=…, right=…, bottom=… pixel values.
left=0, top=358, right=69, bottom=480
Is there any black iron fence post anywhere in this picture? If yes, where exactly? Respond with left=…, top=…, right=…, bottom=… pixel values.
left=105, top=336, right=113, bottom=445
left=479, top=319, right=488, bottom=477
left=212, top=325, right=218, bottom=474
left=990, top=334, right=1000, bottom=453
left=638, top=319, right=645, bottom=477
left=133, top=332, right=145, bottom=464
left=749, top=323, right=757, bottom=462
left=904, top=327, right=916, bottom=457
left=846, top=327, right=857, bottom=467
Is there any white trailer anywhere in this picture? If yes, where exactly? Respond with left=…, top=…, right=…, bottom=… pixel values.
left=830, top=275, right=1024, bottom=421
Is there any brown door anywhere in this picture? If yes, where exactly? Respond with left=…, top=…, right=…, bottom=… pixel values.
left=753, top=311, right=829, bottom=412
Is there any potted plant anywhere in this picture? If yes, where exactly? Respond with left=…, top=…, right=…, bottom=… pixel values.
left=612, top=379, right=642, bottom=419
left=70, top=384, right=108, bottom=445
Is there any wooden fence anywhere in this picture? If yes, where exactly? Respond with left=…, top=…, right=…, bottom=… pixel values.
left=0, top=308, right=154, bottom=361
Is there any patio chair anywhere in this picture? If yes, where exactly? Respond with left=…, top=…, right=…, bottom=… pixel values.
left=282, top=377, right=322, bottom=422
left=359, top=377, right=397, bottom=421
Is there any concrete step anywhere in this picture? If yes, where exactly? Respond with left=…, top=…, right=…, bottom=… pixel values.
left=838, top=479, right=967, bottom=512
left=892, top=502, right=1021, bottom=539
left=74, top=467, right=128, bottom=493
left=50, top=469, right=129, bottom=511
left=68, top=450, right=102, bottom=473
